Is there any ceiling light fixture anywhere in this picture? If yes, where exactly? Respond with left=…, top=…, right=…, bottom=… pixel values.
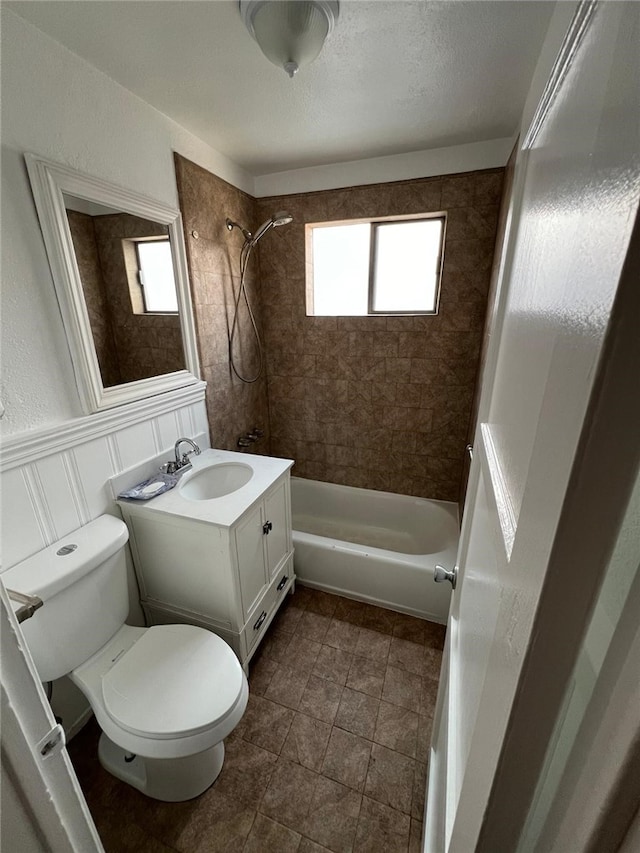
left=239, top=0, right=339, bottom=78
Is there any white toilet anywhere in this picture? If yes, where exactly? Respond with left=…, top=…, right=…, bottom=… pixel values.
left=4, top=514, right=248, bottom=802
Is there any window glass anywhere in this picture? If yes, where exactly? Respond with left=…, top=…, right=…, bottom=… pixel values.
left=372, top=220, right=442, bottom=312
left=137, top=240, right=178, bottom=313
left=311, top=224, right=370, bottom=315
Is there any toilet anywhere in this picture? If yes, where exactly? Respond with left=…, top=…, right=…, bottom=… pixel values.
left=3, top=514, right=248, bottom=802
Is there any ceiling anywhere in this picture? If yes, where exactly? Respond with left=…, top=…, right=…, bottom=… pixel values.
left=9, top=1, right=554, bottom=176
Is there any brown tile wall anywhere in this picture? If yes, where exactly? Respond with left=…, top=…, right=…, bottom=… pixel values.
left=174, top=154, right=271, bottom=453
left=67, top=210, right=122, bottom=387
left=257, top=170, right=504, bottom=501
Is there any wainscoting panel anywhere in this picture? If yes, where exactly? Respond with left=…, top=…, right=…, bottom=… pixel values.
left=0, top=386, right=209, bottom=571
left=1, top=467, right=49, bottom=569
left=114, top=420, right=158, bottom=471
left=70, top=437, right=116, bottom=523
left=34, top=453, right=84, bottom=543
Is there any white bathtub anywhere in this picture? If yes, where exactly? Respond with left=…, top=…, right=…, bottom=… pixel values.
left=291, top=477, right=459, bottom=623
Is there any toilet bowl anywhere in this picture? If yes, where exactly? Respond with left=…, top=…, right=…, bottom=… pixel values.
left=71, top=622, right=248, bottom=801
left=3, top=514, right=248, bottom=802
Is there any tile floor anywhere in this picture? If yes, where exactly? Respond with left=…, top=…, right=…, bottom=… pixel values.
left=68, top=585, right=445, bottom=852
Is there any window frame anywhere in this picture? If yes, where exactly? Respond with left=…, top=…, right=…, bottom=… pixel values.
left=307, top=212, right=447, bottom=318
left=133, top=236, right=179, bottom=315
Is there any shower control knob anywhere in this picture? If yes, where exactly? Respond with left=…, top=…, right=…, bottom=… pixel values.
left=434, top=564, right=458, bottom=589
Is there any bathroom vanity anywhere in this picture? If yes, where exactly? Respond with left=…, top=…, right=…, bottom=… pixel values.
left=117, top=449, right=294, bottom=671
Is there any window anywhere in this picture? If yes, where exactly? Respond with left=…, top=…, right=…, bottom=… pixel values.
left=134, top=238, right=178, bottom=313
left=307, top=215, right=445, bottom=316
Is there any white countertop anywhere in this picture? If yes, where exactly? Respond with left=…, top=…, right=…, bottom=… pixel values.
left=116, top=449, right=293, bottom=528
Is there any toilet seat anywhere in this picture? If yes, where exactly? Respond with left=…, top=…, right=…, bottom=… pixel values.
left=103, top=624, right=244, bottom=739
left=71, top=623, right=248, bottom=760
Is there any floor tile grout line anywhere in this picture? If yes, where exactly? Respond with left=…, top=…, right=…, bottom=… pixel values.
left=257, top=671, right=394, bottom=846
left=137, top=819, right=181, bottom=853
left=239, top=809, right=259, bottom=853
left=255, top=655, right=435, bottom=722
left=251, top=659, right=434, bottom=760
left=259, top=748, right=362, bottom=853
left=263, top=654, right=425, bottom=818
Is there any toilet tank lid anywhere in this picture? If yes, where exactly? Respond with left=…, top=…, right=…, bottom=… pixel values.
left=2, top=515, right=129, bottom=603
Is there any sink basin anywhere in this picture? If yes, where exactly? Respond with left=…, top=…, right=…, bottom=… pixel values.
left=179, top=462, right=253, bottom=501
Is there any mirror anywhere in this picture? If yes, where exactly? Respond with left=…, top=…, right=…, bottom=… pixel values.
left=25, top=154, right=200, bottom=413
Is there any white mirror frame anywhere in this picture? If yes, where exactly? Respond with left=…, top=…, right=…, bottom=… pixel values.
left=24, top=153, right=201, bottom=414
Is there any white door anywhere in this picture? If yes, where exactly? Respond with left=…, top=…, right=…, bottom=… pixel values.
left=0, top=583, right=103, bottom=852
left=425, top=2, right=640, bottom=850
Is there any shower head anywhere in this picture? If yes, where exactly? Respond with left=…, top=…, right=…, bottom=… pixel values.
left=272, top=212, right=294, bottom=227
left=249, top=211, right=294, bottom=247
left=226, top=211, right=293, bottom=248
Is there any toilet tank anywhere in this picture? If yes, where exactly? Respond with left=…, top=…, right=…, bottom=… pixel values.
left=2, top=514, right=130, bottom=682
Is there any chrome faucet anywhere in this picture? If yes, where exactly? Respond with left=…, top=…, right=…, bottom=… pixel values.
left=165, top=437, right=201, bottom=473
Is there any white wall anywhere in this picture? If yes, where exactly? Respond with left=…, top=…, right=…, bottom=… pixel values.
left=253, top=137, right=514, bottom=197
left=0, top=9, right=230, bottom=733
left=0, top=8, right=252, bottom=437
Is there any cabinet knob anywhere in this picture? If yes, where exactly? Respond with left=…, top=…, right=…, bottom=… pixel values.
left=277, top=575, right=288, bottom=591
left=262, top=521, right=273, bottom=535
left=253, top=610, right=268, bottom=631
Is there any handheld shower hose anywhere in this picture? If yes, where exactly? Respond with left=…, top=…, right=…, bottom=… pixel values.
left=226, top=212, right=293, bottom=383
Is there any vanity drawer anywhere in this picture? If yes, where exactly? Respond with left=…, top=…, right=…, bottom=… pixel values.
left=242, top=556, right=294, bottom=658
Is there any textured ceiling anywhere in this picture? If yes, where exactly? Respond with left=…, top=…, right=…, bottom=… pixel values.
left=9, top=0, right=554, bottom=175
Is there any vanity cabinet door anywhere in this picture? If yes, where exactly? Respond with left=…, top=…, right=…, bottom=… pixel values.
left=235, top=503, right=268, bottom=620
left=264, top=480, right=289, bottom=580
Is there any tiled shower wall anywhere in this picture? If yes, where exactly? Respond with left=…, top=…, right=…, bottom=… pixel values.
left=174, top=154, right=270, bottom=453
left=257, top=170, right=503, bottom=501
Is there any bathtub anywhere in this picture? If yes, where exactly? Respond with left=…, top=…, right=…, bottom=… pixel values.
left=291, top=477, right=459, bottom=623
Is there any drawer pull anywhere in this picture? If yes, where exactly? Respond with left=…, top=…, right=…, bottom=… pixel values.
left=253, top=610, right=267, bottom=631
left=277, top=575, right=289, bottom=591
left=262, top=521, right=273, bottom=535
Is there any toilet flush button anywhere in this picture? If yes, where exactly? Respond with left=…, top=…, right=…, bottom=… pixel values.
left=56, top=544, right=78, bottom=556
